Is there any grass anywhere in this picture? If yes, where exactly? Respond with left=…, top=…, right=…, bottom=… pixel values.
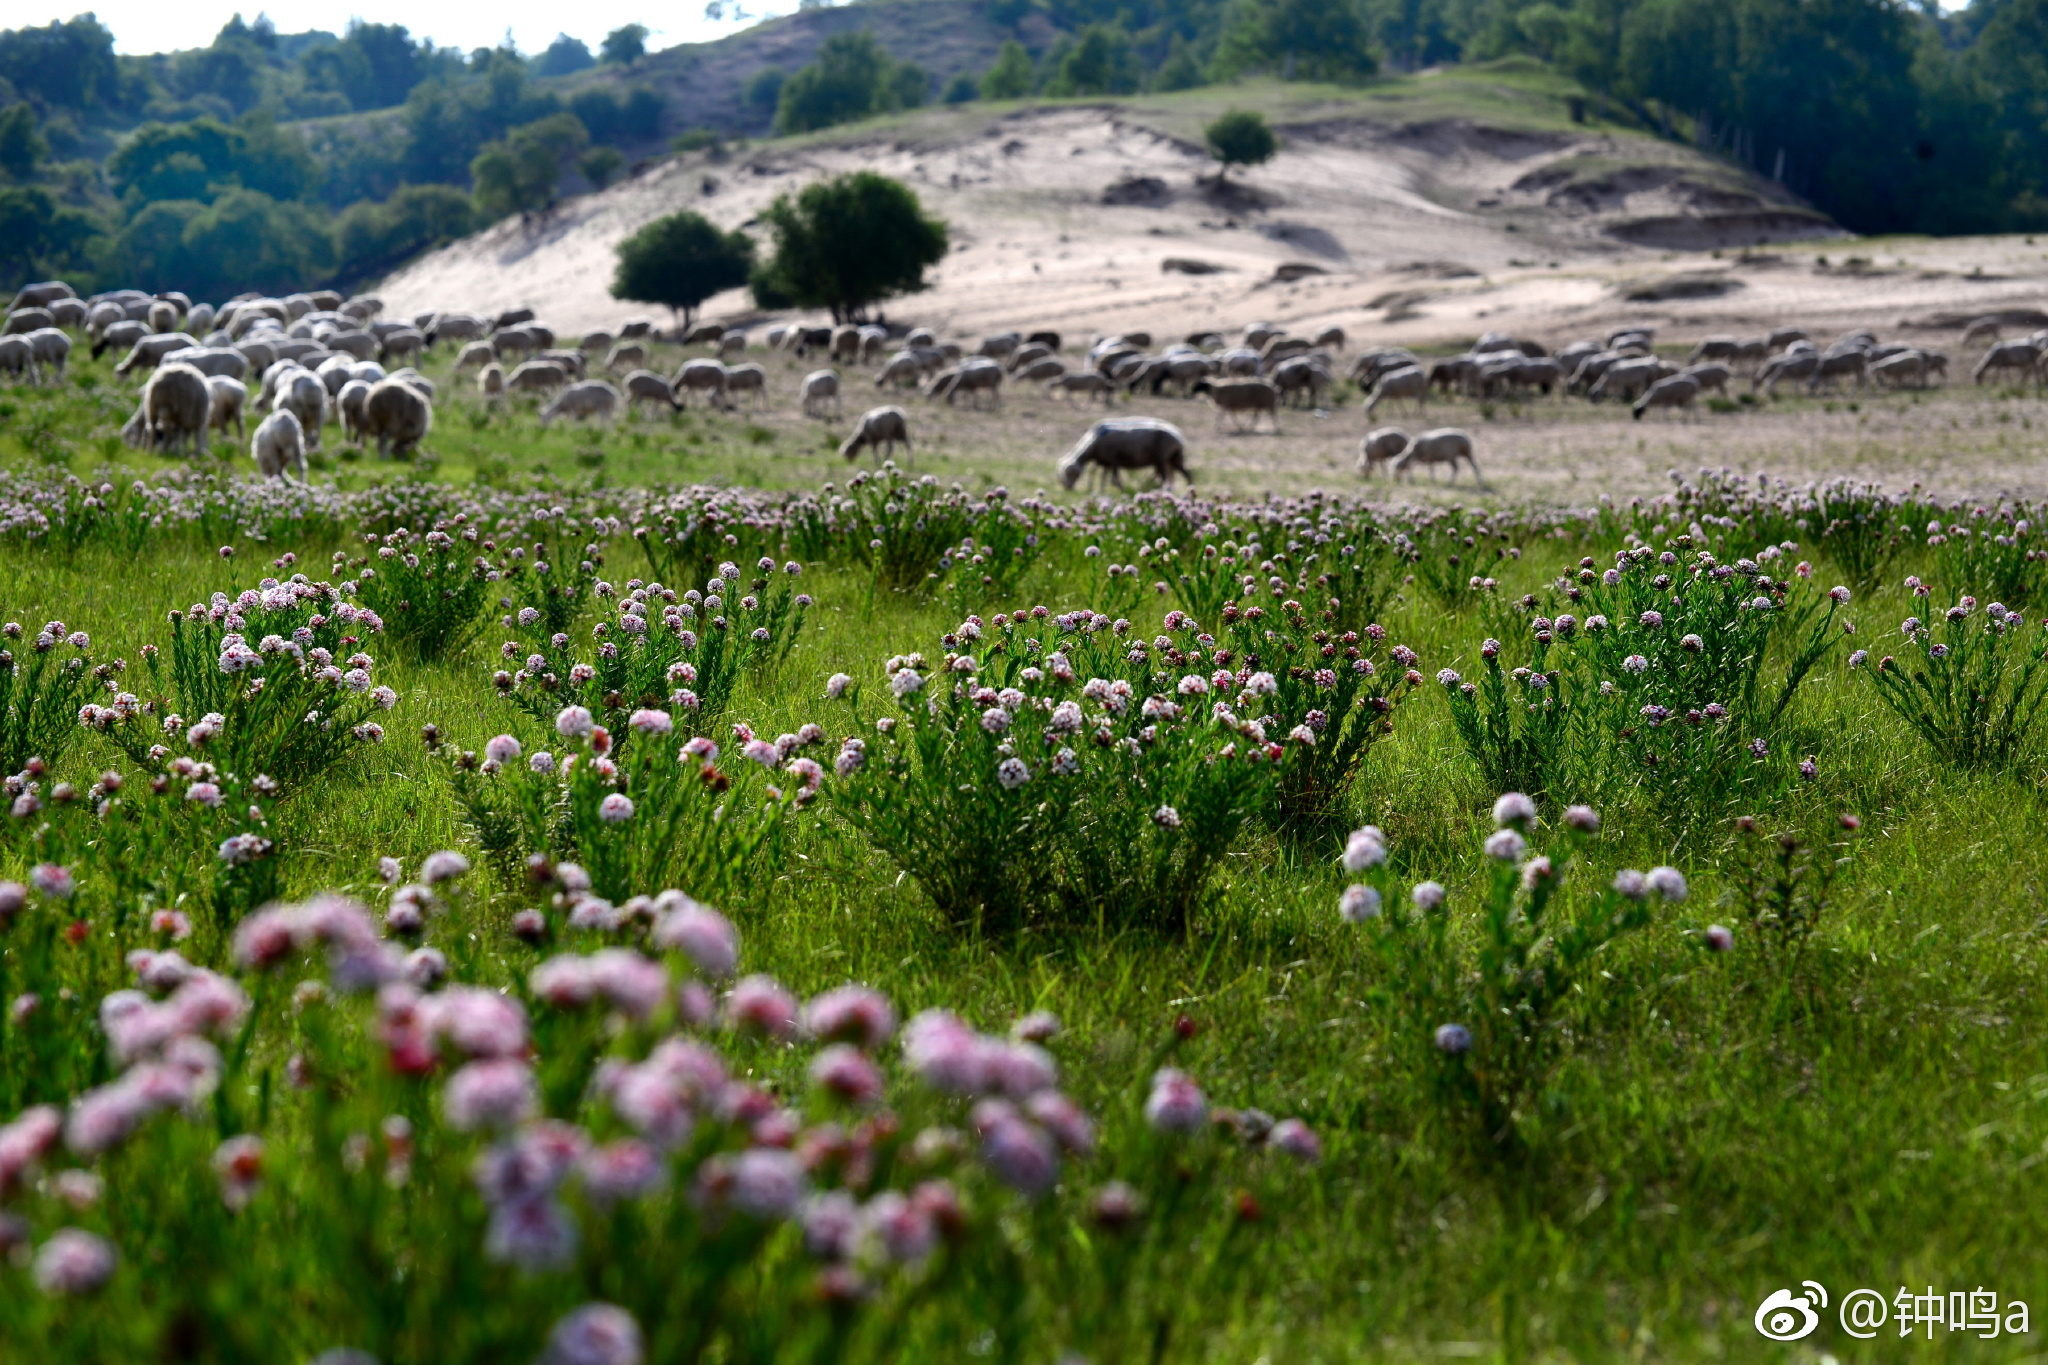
left=3, top=350, right=2048, bottom=1361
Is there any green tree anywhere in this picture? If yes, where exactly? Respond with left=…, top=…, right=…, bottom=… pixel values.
left=1214, top=0, right=1377, bottom=83
left=980, top=39, right=1035, bottom=101
left=334, top=183, right=475, bottom=282
left=602, top=24, right=649, bottom=66
left=752, top=170, right=948, bottom=322
left=0, top=104, right=47, bottom=181
left=610, top=209, right=755, bottom=331
left=1155, top=38, right=1207, bottom=92
left=745, top=67, right=788, bottom=114
left=537, top=34, right=595, bottom=77
left=1204, top=108, right=1278, bottom=178
left=775, top=31, right=902, bottom=134
left=471, top=111, right=589, bottom=219
left=942, top=72, right=979, bottom=104
left=1047, top=24, right=1141, bottom=96
left=0, top=185, right=100, bottom=282
left=581, top=145, right=627, bottom=189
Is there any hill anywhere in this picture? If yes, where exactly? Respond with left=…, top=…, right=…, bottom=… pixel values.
left=378, top=66, right=1862, bottom=343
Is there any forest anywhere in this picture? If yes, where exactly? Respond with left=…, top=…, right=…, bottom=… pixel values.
left=5, top=0, right=2048, bottom=297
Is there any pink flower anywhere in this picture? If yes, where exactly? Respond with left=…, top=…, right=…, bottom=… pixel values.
left=725, top=976, right=798, bottom=1038
left=628, top=709, right=672, bottom=735
left=1144, top=1068, right=1207, bottom=1134
left=1270, top=1117, right=1321, bottom=1162
left=556, top=706, right=595, bottom=739
left=420, top=851, right=470, bottom=884
left=33, top=1229, right=115, bottom=1295
left=29, top=864, right=73, bottom=900
left=809, top=1044, right=885, bottom=1105
left=442, top=1059, right=539, bottom=1132
left=212, top=1134, right=265, bottom=1208
left=428, top=986, right=529, bottom=1059
left=804, top=984, right=898, bottom=1050
left=484, top=734, right=522, bottom=765
left=650, top=895, right=739, bottom=976
left=599, top=793, right=635, bottom=823
left=979, top=1115, right=1058, bottom=1196
left=542, top=1304, right=643, bottom=1365
left=588, top=949, right=667, bottom=1019
left=579, top=1138, right=666, bottom=1205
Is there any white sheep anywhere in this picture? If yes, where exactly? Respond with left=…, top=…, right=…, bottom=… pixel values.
left=454, top=341, right=496, bottom=372
left=479, top=364, right=506, bottom=401
left=1057, top=418, right=1190, bottom=489
left=675, top=359, right=730, bottom=409
left=250, top=408, right=306, bottom=481
left=606, top=342, right=649, bottom=372
left=0, top=335, right=30, bottom=381
left=1191, top=377, right=1281, bottom=433
left=363, top=379, right=433, bottom=459
left=928, top=359, right=1002, bottom=408
left=621, top=370, right=682, bottom=415
left=839, top=406, right=912, bottom=462
left=206, top=376, right=247, bottom=438
left=1358, top=426, right=1411, bottom=477
left=1047, top=372, right=1115, bottom=405
left=506, top=360, right=570, bottom=393
left=338, top=379, right=373, bottom=441
left=141, top=362, right=212, bottom=457
left=276, top=369, right=329, bottom=449
left=724, top=363, right=768, bottom=408
left=540, top=380, right=623, bottom=425
left=718, top=330, right=748, bottom=361
left=1394, top=428, right=1480, bottom=482
left=24, top=328, right=70, bottom=383
left=1633, top=374, right=1701, bottom=421
left=801, top=370, right=842, bottom=417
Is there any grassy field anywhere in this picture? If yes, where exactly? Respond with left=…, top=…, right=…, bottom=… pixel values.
left=2, top=344, right=2048, bottom=1363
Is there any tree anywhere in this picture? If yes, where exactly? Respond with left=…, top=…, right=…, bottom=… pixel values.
left=335, top=183, right=475, bottom=282
left=611, top=209, right=755, bottom=331
left=980, top=40, right=1034, bottom=101
left=0, top=104, right=47, bottom=181
left=1155, top=38, right=1206, bottom=92
left=752, top=170, right=948, bottom=322
left=1205, top=109, right=1278, bottom=178
left=602, top=24, right=649, bottom=66
left=537, top=35, right=596, bottom=78
left=942, top=73, right=979, bottom=104
left=581, top=145, right=626, bottom=188
left=1213, top=0, right=1377, bottom=84
left=0, top=186, right=99, bottom=283
left=746, top=68, right=787, bottom=116
left=471, top=112, right=589, bottom=220
left=1048, top=25, right=1141, bottom=96
left=775, top=31, right=894, bottom=134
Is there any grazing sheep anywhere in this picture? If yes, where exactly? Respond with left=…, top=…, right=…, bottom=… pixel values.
left=1242, top=323, right=1282, bottom=350
left=1807, top=349, right=1868, bottom=393
left=904, top=328, right=936, bottom=349
left=1047, top=372, right=1115, bottom=404
left=46, top=297, right=84, bottom=329
left=141, top=362, right=212, bottom=457
left=1057, top=417, right=1190, bottom=490
left=1006, top=343, right=1053, bottom=372
left=977, top=332, right=1021, bottom=361
left=454, top=341, right=496, bottom=372
left=507, top=360, right=571, bottom=393
left=1960, top=317, right=2003, bottom=348
left=1350, top=349, right=1418, bottom=386
left=929, top=360, right=1003, bottom=408
left=1192, top=377, right=1282, bottom=433
left=685, top=323, right=726, bottom=346
left=606, top=342, right=648, bottom=372
left=114, top=332, right=201, bottom=379
left=157, top=346, right=246, bottom=382
left=317, top=354, right=358, bottom=395
left=378, top=327, right=426, bottom=365
left=206, top=376, right=247, bottom=438
left=1870, top=350, right=1929, bottom=389
left=250, top=408, right=305, bottom=481
left=580, top=330, right=615, bottom=354
left=876, top=354, right=923, bottom=388
left=1766, top=327, right=1808, bottom=351
left=619, top=317, right=655, bottom=339
left=1272, top=356, right=1331, bottom=407
left=621, top=370, right=682, bottom=415
left=1261, top=336, right=1312, bottom=366
left=478, top=364, right=506, bottom=400
left=1365, top=366, right=1429, bottom=418
left=538, top=349, right=587, bottom=379
left=1607, top=327, right=1655, bottom=350
left=0, top=335, right=33, bottom=381
left=1394, top=428, right=1479, bottom=482
left=801, top=370, right=842, bottom=417
left=235, top=338, right=277, bottom=373
left=1588, top=357, right=1670, bottom=402
left=540, top=380, right=623, bottom=425
left=1688, top=336, right=1740, bottom=364
left=1015, top=357, right=1068, bottom=385
left=1923, top=350, right=1950, bottom=383
left=1633, top=374, right=1701, bottom=420
left=839, top=405, right=912, bottom=462
left=724, top=363, right=768, bottom=408
left=831, top=326, right=862, bottom=363
left=1156, top=354, right=1216, bottom=396
left=1974, top=340, right=2041, bottom=385
left=338, top=379, right=373, bottom=440
left=790, top=326, right=835, bottom=357
left=718, top=330, right=747, bottom=361
left=8, top=282, right=74, bottom=311
left=277, top=369, right=329, bottom=448
left=386, top=368, right=434, bottom=399
left=1312, top=325, right=1347, bottom=352
left=1755, top=349, right=1820, bottom=394
left=1681, top=363, right=1732, bottom=396
left=363, top=379, right=433, bottom=459
left=1027, top=331, right=1061, bottom=350
left=25, top=328, right=70, bottom=382
left=429, top=313, right=489, bottom=345
left=147, top=301, right=178, bottom=334
left=1357, top=426, right=1411, bottom=477
left=492, top=327, right=540, bottom=361
left=675, top=359, right=730, bottom=409
left=3, top=307, right=54, bottom=335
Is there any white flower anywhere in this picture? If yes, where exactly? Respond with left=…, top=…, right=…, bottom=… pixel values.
left=600, top=794, right=635, bottom=824
left=1410, top=881, right=1445, bottom=911
left=890, top=669, right=924, bottom=698
left=995, top=758, right=1030, bottom=789
left=556, top=706, right=595, bottom=739
left=1482, top=828, right=1525, bottom=861
left=1341, top=827, right=1386, bottom=872
left=1338, top=884, right=1381, bottom=922
left=1491, top=792, right=1536, bottom=827
left=1244, top=671, right=1278, bottom=697
left=1646, top=866, right=1688, bottom=901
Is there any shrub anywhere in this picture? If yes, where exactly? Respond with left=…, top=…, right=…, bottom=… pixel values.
left=0, top=619, right=101, bottom=777
left=337, top=518, right=496, bottom=662
left=1203, top=110, right=1277, bottom=178
left=610, top=210, right=755, bottom=335
left=751, top=171, right=947, bottom=324
left=1860, top=593, right=2048, bottom=769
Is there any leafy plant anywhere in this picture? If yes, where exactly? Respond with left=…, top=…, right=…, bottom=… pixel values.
left=1860, top=595, right=2048, bottom=768
left=0, top=619, right=102, bottom=777
left=339, top=518, right=497, bottom=661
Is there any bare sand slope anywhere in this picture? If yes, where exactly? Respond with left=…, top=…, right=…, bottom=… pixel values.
left=378, top=92, right=2048, bottom=353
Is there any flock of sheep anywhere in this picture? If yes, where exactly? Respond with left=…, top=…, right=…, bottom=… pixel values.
left=2, top=274, right=2032, bottom=489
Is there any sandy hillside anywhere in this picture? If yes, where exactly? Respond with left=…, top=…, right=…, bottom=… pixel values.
left=378, top=77, right=2048, bottom=352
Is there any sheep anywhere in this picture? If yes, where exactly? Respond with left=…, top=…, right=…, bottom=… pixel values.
left=115, top=332, right=201, bottom=379
left=790, top=326, right=835, bottom=357
left=1755, top=350, right=1820, bottom=394
left=429, top=313, right=489, bottom=345
left=904, top=328, right=936, bottom=349
left=363, top=379, right=433, bottom=459
left=25, top=328, right=70, bottom=382
left=801, top=370, right=842, bottom=417
left=159, top=346, right=246, bottom=382
left=1870, top=350, right=1930, bottom=389
left=541, top=380, right=623, bottom=426
left=721, top=363, right=765, bottom=408
left=91, top=320, right=145, bottom=361
left=1807, top=349, right=1868, bottom=393
left=141, top=363, right=212, bottom=457
left=876, top=354, right=923, bottom=388
left=492, top=327, right=540, bottom=361
left=1960, top=317, right=2003, bottom=348
left=9, top=282, right=74, bottom=311
left=621, top=370, right=682, bottom=415
left=1048, top=372, right=1115, bottom=404
left=1974, top=340, right=2041, bottom=385
left=1633, top=374, right=1701, bottom=420
left=478, top=364, right=506, bottom=400
left=718, top=330, right=747, bottom=361
left=1027, top=330, right=1061, bottom=350
left=206, top=376, right=247, bottom=438
left=1588, top=358, right=1670, bottom=403
left=1681, top=363, right=1732, bottom=396
left=606, top=342, right=649, bottom=372
left=1017, top=357, right=1069, bottom=384
left=147, top=301, right=179, bottom=334
left=1192, top=377, right=1281, bottom=433
left=338, top=379, right=373, bottom=440
left=507, top=360, right=571, bottom=393
left=1428, top=357, right=1477, bottom=393
left=538, top=349, right=587, bottom=379
left=1357, top=426, right=1411, bottom=477
left=831, top=326, right=862, bottom=363
left=1393, top=428, right=1479, bottom=482
left=675, top=359, right=730, bottom=409
left=1364, top=366, right=1429, bottom=418
left=839, top=405, right=912, bottom=462
left=3, top=307, right=54, bottom=335
left=685, top=323, right=726, bottom=346
left=85, top=301, right=125, bottom=338
left=1243, top=323, right=1283, bottom=350
left=580, top=330, right=615, bottom=354
left=1157, top=354, right=1216, bottom=396
left=1485, top=356, right=1562, bottom=397
left=317, top=354, right=358, bottom=395
left=1607, top=327, right=1655, bottom=350
left=1007, top=343, right=1053, bottom=372
left=1271, top=356, right=1331, bottom=407
left=387, top=368, right=435, bottom=400
left=1261, top=335, right=1312, bottom=366
left=1766, top=327, right=1809, bottom=351
left=977, top=332, right=1021, bottom=361
left=1057, top=418, right=1190, bottom=490
left=619, top=317, right=655, bottom=339
left=454, top=341, right=496, bottom=372
left=236, top=338, right=277, bottom=373
left=1214, top=347, right=1261, bottom=377
left=1312, top=325, right=1347, bottom=352
left=277, top=369, right=330, bottom=448
left=1923, top=350, right=1951, bottom=383
left=248, top=408, right=305, bottom=480
left=928, top=360, right=1002, bottom=409
left=1350, top=349, right=1418, bottom=386
left=0, top=335, right=33, bottom=382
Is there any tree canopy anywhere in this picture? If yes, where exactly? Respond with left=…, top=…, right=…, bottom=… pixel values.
left=1204, top=109, right=1278, bottom=176
left=774, top=32, right=928, bottom=135
left=610, top=209, right=756, bottom=330
left=750, top=170, right=948, bottom=322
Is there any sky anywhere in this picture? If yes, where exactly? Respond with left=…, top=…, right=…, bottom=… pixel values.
left=11, top=3, right=785, bottom=59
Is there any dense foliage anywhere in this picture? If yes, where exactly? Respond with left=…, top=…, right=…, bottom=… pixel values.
left=611, top=211, right=757, bottom=332
left=750, top=172, right=949, bottom=324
